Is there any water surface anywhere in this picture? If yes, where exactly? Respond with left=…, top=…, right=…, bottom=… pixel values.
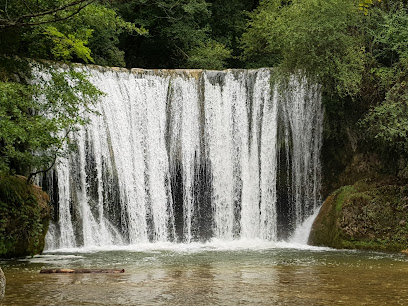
left=2, top=242, right=408, bottom=305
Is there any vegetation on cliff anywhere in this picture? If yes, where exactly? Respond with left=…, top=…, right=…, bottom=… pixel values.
left=242, top=0, right=408, bottom=161
left=0, top=176, right=50, bottom=257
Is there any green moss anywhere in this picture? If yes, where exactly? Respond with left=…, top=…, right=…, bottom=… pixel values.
left=310, top=178, right=408, bottom=252
left=308, top=192, right=344, bottom=249
left=335, top=185, right=355, bottom=211
left=0, top=175, right=50, bottom=258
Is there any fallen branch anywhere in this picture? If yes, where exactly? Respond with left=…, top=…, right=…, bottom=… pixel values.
left=40, top=268, right=125, bottom=274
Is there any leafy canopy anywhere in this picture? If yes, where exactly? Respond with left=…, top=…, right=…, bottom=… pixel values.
left=0, top=60, right=102, bottom=177
left=242, top=0, right=366, bottom=96
left=114, top=0, right=239, bottom=69
left=1, top=1, right=147, bottom=67
left=242, top=0, right=408, bottom=157
left=361, top=3, right=408, bottom=155
left=0, top=0, right=96, bottom=28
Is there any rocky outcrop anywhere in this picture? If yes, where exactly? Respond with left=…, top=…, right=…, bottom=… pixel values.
left=309, top=177, right=408, bottom=252
left=0, top=175, right=50, bottom=258
left=316, top=101, right=408, bottom=252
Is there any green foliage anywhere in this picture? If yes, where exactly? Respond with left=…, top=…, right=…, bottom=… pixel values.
left=42, top=26, right=94, bottom=63
left=367, top=4, right=408, bottom=89
left=359, top=0, right=382, bottom=15
left=362, top=83, right=408, bottom=155
left=77, top=4, right=147, bottom=67
left=1, top=1, right=146, bottom=67
left=187, top=40, right=232, bottom=70
left=206, top=0, right=254, bottom=67
left=109, top=0, right=256, bottom=68
left=0, top=175, right=50, bottom=257
left=0, top=60, right=102, bottom=176
left=1, top=0, right=252, bottom=69
left=0, top=0, right=95, bottom=28
left=114, top=0, right=214, bottom=68
left=241, top=0, right=284, bottom=68
left=242, top=0, right=366, bottom=96
left=360, top=4, right=408, bottom=155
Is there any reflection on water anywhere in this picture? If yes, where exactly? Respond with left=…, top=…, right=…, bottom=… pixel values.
left=1, top=246, right=408, bottom=305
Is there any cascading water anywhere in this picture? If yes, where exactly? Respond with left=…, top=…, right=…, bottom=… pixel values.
left=42, top=66, right=323, bottom=249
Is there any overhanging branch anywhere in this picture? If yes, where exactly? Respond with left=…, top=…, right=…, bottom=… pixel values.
left=0, top=0, right=97, bottom=29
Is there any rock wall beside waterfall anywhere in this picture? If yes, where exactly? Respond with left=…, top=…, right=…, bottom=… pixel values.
left=308, top=90, right=408, bottom=252
left=310, top=95, right=408, bottom=252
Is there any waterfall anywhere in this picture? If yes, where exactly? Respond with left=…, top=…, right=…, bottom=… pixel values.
left=42, top=66, right=323, bottom=249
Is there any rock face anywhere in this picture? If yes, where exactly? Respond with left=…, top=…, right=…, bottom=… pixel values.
left=0, top=267, right=5, bottom=299
left=309, top=177, right=408, bottom=252
left=317, top=82, right=408, bottom=253
left=0, top=175, right=50, bottom=258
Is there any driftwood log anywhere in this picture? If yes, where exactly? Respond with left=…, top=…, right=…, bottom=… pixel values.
left=0, top=267, right=5, bottom=300
left=40, top=269, right=125, bottom=274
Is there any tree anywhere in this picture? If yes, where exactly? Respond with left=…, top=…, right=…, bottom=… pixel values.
left=113, top=0, right=234, bottom=69
left=187, top=40, right=231, bottom=70
left=242, top=0, right=408, bottom=159
left=361, top=3, right=408, bottom=155
left=0, top=1, right=146, bottom=67
left=241, top=0, right=366, bottom=96
left=0, top=0, right=96, bottom=28
left=206, top=0, right=255, bottom=67
left=0, top=58, right=102, bottom=179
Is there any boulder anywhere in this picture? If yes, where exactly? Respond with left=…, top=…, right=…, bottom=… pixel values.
left=309, top=177, right=408, bottom=252
left=0, top=175, right=50, bottom=258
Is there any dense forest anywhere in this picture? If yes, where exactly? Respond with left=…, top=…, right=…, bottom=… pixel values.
left=0, top=0, right=406, bottom=178
left=1, top=0, right=408, bottom=255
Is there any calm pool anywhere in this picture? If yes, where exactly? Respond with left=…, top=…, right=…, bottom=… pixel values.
left=1, top=241, right=408, bottom=305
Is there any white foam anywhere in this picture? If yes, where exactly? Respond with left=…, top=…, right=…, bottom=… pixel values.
left=44, top=238, right=331, bottom=254
left=289, top=205, right=322, bottom=245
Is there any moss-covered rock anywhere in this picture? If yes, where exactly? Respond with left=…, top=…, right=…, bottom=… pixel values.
left=309, top=177, right=408, bottom=252
left=0, top=175, right=50, bottom=258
